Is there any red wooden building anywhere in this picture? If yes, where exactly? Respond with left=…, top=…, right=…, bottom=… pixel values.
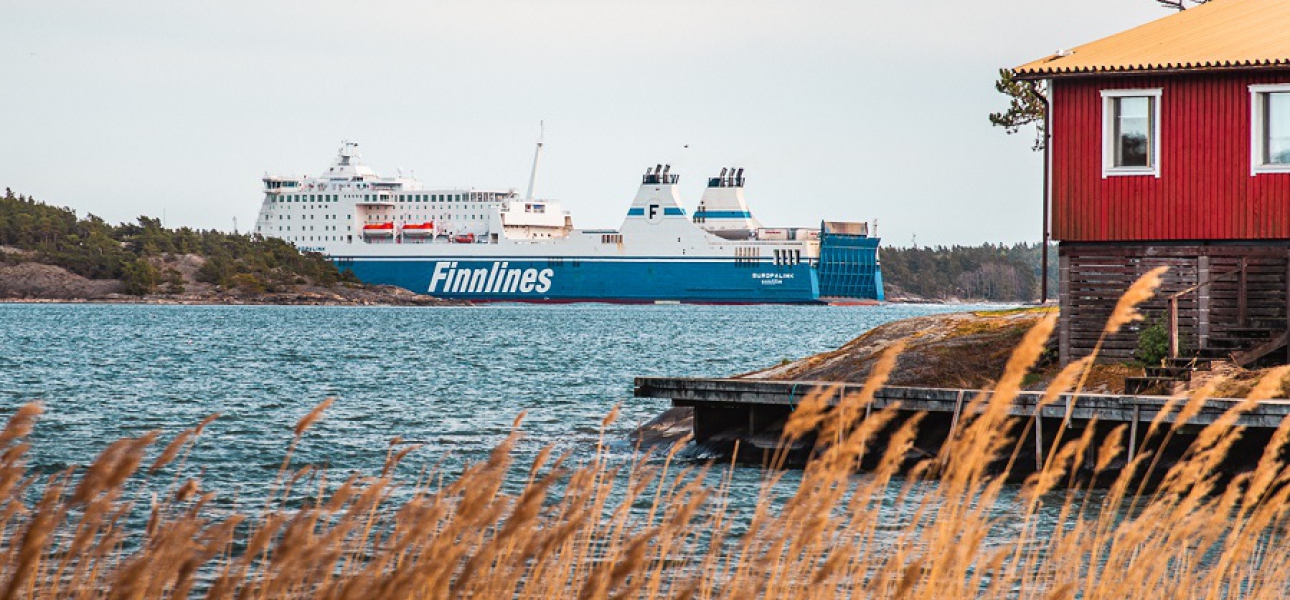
left=1015, top=0, right=1290, bottom=365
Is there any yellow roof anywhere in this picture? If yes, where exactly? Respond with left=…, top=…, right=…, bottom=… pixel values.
left=1015, top=0, right=1290, bottom=78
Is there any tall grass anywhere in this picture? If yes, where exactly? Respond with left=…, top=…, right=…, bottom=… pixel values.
left=5, top=270, right=1290, bottom=597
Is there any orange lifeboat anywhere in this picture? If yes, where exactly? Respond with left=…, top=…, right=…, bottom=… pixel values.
left=453, top=233, right=476, bottom=244
left=402, top=222, right=434, bottom=237
left=362, top=222, right=395, bottom=237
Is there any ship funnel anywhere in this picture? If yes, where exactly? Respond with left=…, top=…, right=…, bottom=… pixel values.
left=694, top=166, right=761, bottom=237
left=642, top=163, right=680, bottom=185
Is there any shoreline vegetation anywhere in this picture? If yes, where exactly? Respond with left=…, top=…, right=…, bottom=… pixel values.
left=0, top=189, right=462, bottom=307
left=1, top=188, right=1054, bottom=306
left=6, top=269, right=1290, bottom=596
left=880, top=243, right=1057, bottom=303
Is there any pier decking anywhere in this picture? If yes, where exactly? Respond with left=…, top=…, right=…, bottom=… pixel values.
left=634, top=377, right=1290, bottom=467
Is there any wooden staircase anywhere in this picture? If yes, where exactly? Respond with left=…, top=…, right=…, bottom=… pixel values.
left=1125, top=357, right=1212, bottom=395
left=1125, top=317, right=1288, bottom=395
left=1219, top=319, right=1288, bottom=367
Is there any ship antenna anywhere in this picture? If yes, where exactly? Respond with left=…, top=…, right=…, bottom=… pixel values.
left=525, top=120, right=544, bottom=201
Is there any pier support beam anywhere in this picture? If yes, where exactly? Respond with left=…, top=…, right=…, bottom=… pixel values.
left=948, top=390, right=966, bottom=437
left=1129, top=404, right=1140, bottom=462
left=1035, top=413, right=1045, bottom=468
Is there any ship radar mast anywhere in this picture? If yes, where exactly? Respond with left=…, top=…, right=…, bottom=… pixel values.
left=325, top=141, right=377, bottom=180
left=337, top=140, right=359, bottom=166
left=525, top=121, right=544, bottom=201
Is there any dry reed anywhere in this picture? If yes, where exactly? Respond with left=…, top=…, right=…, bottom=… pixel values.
left=3, top=271, right=1290, bottom=597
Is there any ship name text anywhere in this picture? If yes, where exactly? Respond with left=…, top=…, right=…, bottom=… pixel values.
left=429, top=262, right=554, bottom=294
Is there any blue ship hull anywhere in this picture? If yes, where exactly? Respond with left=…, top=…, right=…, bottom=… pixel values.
left=341, top=258, right=832, bottom=303
left=334, top=226, right=883, bottom=304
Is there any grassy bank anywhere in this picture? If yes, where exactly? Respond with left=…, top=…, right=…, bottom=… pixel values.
left=748, top=305, right=1147, bottom=393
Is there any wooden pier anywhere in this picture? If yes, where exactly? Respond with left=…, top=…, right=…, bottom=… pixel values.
left=634, top=377, right=1290, bottom=469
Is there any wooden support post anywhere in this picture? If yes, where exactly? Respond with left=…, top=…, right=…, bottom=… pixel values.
left=1059, top=251, right=1071, bottom=365
left=1198, top=255, right=1211, bottom=350
left=1169, top=296, right=1180, bottom=359
left=1239, top=257, right=1249, bottom=327
left=1085, top=421, right=1098, bottom=467
left=1128, top=404, right=1140, bottom=462
left=948, top=390, right=966, bottom=438
left=1035, top=409, right=1045, bottom=469
left=693, top=405, right=708, bottom=444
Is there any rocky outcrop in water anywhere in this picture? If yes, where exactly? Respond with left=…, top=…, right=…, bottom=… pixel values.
left=743, top=308, right=1057, bottom=389
left=0, top=256, right=464, bottom=306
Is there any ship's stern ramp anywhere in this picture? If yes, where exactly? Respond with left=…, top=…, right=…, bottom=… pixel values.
left=817, top=221, right=884, bottom=302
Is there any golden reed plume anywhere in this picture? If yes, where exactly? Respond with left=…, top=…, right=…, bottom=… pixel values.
left=0, top=273, right=1287, bottom=597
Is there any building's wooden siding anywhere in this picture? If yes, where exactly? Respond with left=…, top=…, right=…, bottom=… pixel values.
left=1059, top=243, right=1288, bottom=363
left=1052, top=72, right=1290, bottom=242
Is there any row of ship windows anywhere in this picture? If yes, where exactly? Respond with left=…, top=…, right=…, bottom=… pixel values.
left=263, top=214, right=482, bottom=227
left=364, top=214, right=480, bottom=221
left=271, top=203, right=486, bottom=211
left=274, top=195, right=339, bottom=203
left=273, top=193, right=491, bottom=203
left=275, top=214, right=345, bottom=220
left=284, top=236, right=344, bottom=242
left=267, top=212, right=481, bottom=220
left=263, top=226, right=347, bottom=232
left=366, top=204, right=484, bottom=211
left=261, top=215, right=485, bottom=229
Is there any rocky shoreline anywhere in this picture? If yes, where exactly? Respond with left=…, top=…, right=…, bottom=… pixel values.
left=0, top=261, right=465, bottom=307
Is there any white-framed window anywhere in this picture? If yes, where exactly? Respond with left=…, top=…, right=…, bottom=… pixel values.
left=1101, top=88, right=1162, bottom=178
left=1250, top=84, right=1290, bottom=175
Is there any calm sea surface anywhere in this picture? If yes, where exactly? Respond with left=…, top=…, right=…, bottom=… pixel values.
left=0, top=302, right=1023, bottom=523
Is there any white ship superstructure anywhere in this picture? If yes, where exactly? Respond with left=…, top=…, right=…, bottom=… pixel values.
left=256, top=141, right=570, bottom=248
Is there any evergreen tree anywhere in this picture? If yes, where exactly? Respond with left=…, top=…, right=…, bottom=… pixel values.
left=121, top=258, right=158, bottom=296
left=0, top=190, right=347, bottom=294
left=881, top=242, right=1057, bottom=302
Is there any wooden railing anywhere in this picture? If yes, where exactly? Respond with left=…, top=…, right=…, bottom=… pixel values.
left=1167, top=259, right=1246, bottom=359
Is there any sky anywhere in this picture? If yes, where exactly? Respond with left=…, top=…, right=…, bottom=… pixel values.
left=1, top=0, right=1167, bottom=247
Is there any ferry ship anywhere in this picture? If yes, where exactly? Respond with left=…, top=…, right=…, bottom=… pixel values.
left=253, top=141, right=883, bottom=304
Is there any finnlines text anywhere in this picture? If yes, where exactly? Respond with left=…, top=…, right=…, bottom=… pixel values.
left=429, top=262, right=554, bottom=294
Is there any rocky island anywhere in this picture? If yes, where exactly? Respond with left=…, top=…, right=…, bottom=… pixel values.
left=0, top=189, right=462, bottom=306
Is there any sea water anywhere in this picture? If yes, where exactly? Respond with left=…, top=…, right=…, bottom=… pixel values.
left=0, top=302, right=1025, bottom=525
